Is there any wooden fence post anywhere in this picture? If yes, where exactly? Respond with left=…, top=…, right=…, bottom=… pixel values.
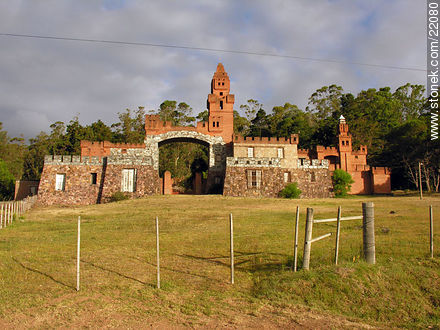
left=430, top=205, right=434, bottom=258
left=334, top=206, right=342, bottom=265
left=0, top=204, right=3, bottom=229
left=302, top=208, right=314, bottom=270
left=293, top=206, right=299, bottom=272
left=76, top=216, right=81, bottom=291
left=362, top=202, right=375, bottom=264
left=8, top=203, right=11, bottom=225
left=156, top=216, right=160, bottom=289
left=230, top=213, right=234, bottom=284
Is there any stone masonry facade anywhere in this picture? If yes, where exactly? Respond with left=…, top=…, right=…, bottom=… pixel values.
left=37, top=63, right=390, bottom=205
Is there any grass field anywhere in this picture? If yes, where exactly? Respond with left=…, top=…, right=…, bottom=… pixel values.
left=0, top=195, right=439, bottom=328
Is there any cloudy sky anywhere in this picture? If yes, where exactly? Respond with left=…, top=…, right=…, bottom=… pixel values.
left=0, top=0, right=425, bottom=140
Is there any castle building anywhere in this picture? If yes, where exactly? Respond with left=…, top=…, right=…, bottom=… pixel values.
left=36, top=64, right=390, bottom=205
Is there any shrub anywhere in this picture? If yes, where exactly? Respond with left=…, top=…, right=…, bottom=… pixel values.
left=109, top=191, right=130, bottom=202
left=279, top=183, right=302, bottom=199
left=332, top=169, right=355, bottom=196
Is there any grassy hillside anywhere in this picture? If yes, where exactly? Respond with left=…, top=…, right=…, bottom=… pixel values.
left=0, top=195, right=439, bottom=328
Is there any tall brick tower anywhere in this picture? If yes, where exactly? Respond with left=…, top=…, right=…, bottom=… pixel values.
left=337, top=115, right=352, bottom=171
left=207, top=63, right=235, bottom=144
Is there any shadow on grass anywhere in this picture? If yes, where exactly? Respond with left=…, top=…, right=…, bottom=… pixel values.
left=80, top=259, right=153, bottom=287
left=177, top=251, right=292, bottom=273
left=129, top=255, right=222, bottom=283
left=12, top=257, right=75, bottom=291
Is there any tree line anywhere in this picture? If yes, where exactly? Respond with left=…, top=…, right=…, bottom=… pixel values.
left=0, top=82, right=437, bottom=199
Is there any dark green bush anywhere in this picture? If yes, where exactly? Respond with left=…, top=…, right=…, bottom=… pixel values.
left=332, top=169, right=355, bottom=196
left=279, top=183, right=302, bottom=199
left=109, top=191, right=130, bottom=202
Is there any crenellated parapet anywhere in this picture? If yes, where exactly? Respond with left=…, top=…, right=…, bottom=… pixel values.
left=226, top=157, right=281, bottom=167
left=297, top=159, right=329, bottom=169
left=44, top=155, right=104, bottom=165
left=233, top=134, right=298, bottom=145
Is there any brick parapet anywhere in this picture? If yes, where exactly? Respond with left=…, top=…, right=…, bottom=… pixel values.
left=371, top=166, right=391, bottom=175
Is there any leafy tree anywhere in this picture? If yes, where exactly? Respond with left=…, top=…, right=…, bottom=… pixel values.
left=196, top=110, right=209, bottom=122
left=111, top=107, right=146, bottom=143
left=306, top=85, right=343, bottom=120
left=0, top=160, right=15, bottom=200
left=249, top=109, right=271, bottom=137
left=240, top=99, right=263, bottom=122
left=157, top=101, right=195, bottom=126
left=332, top=169, right=354, bottom=196
left=270, top=103, right=316, bottom=147
left=279, top=183, right=302, bottom=199
left=233, top=110, right=250, bottom=136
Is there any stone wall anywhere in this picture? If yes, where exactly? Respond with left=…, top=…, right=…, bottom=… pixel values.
left=38, top=163, right=104, bottom=205
left=38, top=154, right=160, bottom=205
left=223, top=166, right=333, bottom=198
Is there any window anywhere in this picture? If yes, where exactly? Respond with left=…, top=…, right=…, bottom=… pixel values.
left=311, top=172, right=316, bottom=182
left=220, top=92, right=223, bottom=96
left=247, top=170, right=262, bottom=188
left=284, top=172, right=290, bottom=183
left=247, top=147, right=254, bottom=158
left=216, top=121, right=219, bottom=127
left=91, top=173, right=97, bottom=185
left=212, top=121, right=215, bottom=127
left=121, top=169, right=136, bottom=192
left=342, top=141, right=345, bottom=146
left=222, top=82, right=225, bottom=86
left=300, top=158, right=305, bottom=166
left=277, top=147, right=284, bottom=158
left=220, top=101, right=223, bottom=109
left=55, top=174, right=66, bottom=191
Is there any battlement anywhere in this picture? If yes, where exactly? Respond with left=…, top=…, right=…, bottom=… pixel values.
left=233, top=134, right=298, bottom=145
left=226, top=157, right=281, bottom=167
left=44, top=155, right=104, bottom=165
left=372, top=166, right=391, bottom=175
left=354, top=164, right=370, bottom=172
left=81, top=140, right=145, bottom=149
left=353, top=145, right=368, bottom=155
left=80, top=140, right=145, bottom=157
left=316, top=146, right=338, bottom=152
left=297, top=159, right=329, bottom=169
left=298, top=148, right=310, bottom=155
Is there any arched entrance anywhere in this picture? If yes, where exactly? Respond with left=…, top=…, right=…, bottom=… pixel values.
left=144, top=131, right=227, bottom=194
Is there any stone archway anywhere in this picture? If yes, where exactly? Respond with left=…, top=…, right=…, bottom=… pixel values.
left=143, top=131, right=227, bottom=193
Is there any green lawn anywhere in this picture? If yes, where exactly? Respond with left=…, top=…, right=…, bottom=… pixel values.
left=0, top=195, right=439, bottom=328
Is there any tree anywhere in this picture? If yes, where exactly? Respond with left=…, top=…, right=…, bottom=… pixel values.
left=240, top=99, right=263, bottom=122
left=233, top=110, right=250, bottom=136
left=196, top=110, right=209, bottom=122
left=157, top=101, right=195, bottom=126
left=332, top=169, right=354, bottom=196
left=269, top=103, right=316, bottom=147
left=306, top=85, right=343, bottom=120
left=111, top=107, right=146, bottom=143
left=249, top=109, right=271, bottom=137
left=0, top=160, right=15, bottom=200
